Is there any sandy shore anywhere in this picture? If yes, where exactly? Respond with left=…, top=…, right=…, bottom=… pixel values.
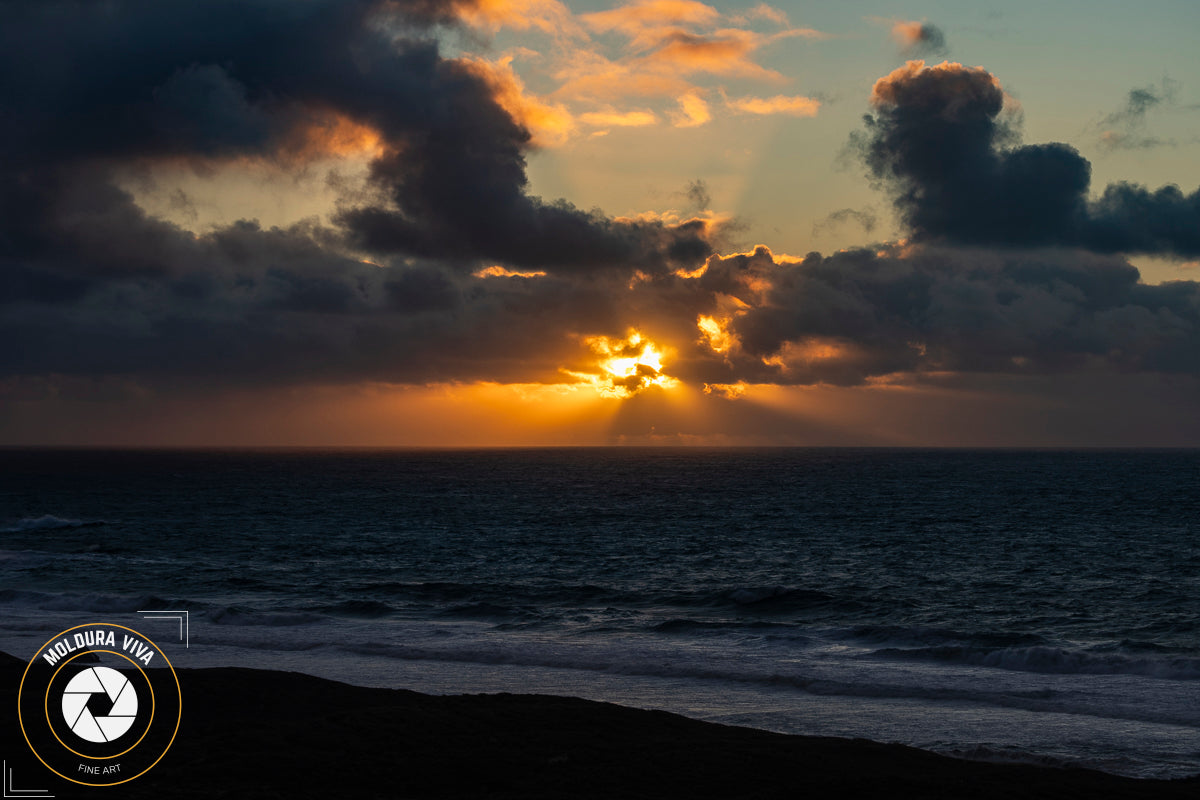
left=4, top=650, right=1197, bottom=798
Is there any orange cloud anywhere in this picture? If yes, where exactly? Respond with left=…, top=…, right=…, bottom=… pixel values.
left=582, top=0, right=721, bottom=50
left=725, top=93, right=820, bottom=116
left=269, top=111, right=386, bottom=164
left=763, top=338, right=852, bottom=372
left=870, top=60, right=1001, bottom=108
left=644, top=30, right=785, bottom=81
left=549, top=2, right=823, bottom=107
left=553, top=56, right=694, bottom=101
left=669, top=91, right=711, bottom=127
left=459, top=0, right=825, bottom=137
left=579, top=108, right=658, bottom=127
left=457, top=55, right=577, bottom=147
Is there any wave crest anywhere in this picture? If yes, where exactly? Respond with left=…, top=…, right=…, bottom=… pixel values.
left=872, top=643, right=1200, bottom=680
left=1, top=515, right=107, bottom=533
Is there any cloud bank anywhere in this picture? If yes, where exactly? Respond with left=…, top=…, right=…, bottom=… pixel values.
left=3, top=2, right=1200, bottom=441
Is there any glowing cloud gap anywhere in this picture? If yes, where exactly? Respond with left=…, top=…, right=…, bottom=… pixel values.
left=473, top=266, right=548, bottom=278
left=703, top=381, right=748, bottom=399
left=566, top=330, right=680, bottom=398
left=697, top=314, right=735, bottom=354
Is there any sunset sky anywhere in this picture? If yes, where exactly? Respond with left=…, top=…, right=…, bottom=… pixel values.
left=3, top=0, right=1200, bottom=446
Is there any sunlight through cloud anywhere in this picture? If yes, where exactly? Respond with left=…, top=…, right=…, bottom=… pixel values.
left=566, top=329, right=680, bottom=398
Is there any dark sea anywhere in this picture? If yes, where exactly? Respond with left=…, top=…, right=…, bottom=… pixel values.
left=2, top=448, right=1199, bottom=778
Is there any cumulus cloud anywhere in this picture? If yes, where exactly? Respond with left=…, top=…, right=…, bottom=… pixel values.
left=855, top=60, right=1200, bottom=257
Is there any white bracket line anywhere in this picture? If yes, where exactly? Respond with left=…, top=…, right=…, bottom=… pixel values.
left=3, top=760, right=53, bottom=797
left=136, top=610, right=190, bottom=648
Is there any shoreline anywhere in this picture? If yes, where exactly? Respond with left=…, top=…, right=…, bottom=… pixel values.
left=5, top=651, right=1199, bottom=798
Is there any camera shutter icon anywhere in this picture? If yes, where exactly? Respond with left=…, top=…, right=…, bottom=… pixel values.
left=61, top=666, right=139, bottom=743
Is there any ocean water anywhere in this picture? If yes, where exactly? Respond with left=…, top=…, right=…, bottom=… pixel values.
left=2, top=448, right=1199, bottom=779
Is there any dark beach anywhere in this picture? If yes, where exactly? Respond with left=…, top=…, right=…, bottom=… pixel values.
left=4, top=651, right=1198, bottom=799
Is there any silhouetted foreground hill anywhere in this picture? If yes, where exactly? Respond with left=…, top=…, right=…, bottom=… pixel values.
left=3, top=650, right=1196, bottom=799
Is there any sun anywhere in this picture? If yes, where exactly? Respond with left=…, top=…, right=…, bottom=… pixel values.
left=566, top=329, right=680, bottom=398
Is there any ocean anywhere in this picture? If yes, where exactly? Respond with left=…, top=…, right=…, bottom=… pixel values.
left=2, top=448, right=1198, bottom=779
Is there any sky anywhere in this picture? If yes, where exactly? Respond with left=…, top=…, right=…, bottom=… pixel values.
left=2, top=0, right=1200, bottom=446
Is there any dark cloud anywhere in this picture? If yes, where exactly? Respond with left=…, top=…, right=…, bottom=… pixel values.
left=1087, top=182, right=1200, bottom=255
left=857, top=62, right=1200, bottom=257
left=0, top=0, right=718, bottom=389
left=0, top=0, right=712, bottom=279
left=0, top=216, right=633, bottom=386
left=676, top=245, right=1200, bottom=387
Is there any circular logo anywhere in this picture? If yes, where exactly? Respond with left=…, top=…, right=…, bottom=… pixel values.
left=61, top=666, right=139, bottom=743
left=18, top=624, right=181, bottom=787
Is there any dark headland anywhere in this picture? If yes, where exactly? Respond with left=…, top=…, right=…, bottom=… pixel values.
left=4, top=651, right=1197, bottom=799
